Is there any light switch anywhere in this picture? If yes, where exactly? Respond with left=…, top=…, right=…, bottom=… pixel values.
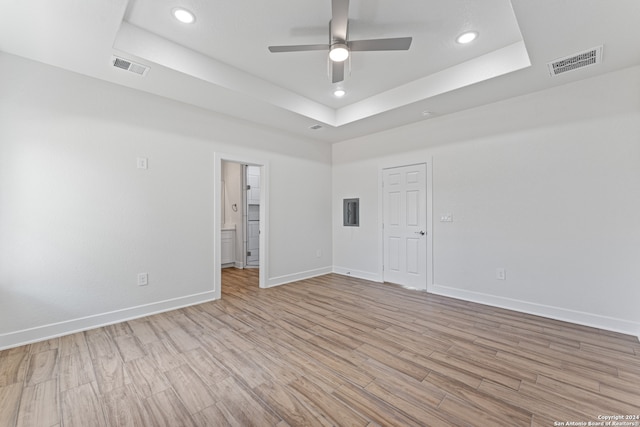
left=440, top=214, right=453, bottom=222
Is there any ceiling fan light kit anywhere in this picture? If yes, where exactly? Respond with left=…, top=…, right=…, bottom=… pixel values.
left=268, top=0, right=412, bottom=83
left=329, top=44, right=349, bottom=62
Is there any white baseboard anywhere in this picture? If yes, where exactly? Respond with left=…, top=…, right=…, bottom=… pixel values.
left=431, top=284, right=640, bottom=339
left=265, top=266, right=333, bottom=288
left=0, top=291, right=217, bottom=350
left=4, top=276, right=636, bottom=350
left=332, top=266, right=383, bottom=283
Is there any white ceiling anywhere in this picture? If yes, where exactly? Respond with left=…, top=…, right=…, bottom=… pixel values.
left=1, top=0, right=639, bottom=143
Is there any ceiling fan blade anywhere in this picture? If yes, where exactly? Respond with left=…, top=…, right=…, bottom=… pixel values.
left=331, top=61, right=345, bottom=83
left=349, top=37, right=412, bottom=51
left=331, top=0, right=349, bottom=41
left=268, top=44, right=329, bottom=53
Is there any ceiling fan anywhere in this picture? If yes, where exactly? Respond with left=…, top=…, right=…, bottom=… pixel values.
left=268, top=0, right=412, bottom=83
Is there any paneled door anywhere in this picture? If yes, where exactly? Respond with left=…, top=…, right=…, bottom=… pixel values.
left=383, top=164, right=427, bottom=290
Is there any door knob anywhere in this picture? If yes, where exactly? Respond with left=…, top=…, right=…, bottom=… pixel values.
left=415, top=230, right=425, bottom=236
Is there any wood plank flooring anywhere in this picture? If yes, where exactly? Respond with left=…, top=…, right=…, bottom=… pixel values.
left=1, top=268, right=639, bottom=426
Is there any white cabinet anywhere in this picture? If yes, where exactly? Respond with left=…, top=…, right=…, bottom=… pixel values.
left=221, top=228, right=235, bottom=266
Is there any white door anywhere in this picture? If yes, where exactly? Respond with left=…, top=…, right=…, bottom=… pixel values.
left=383, top=164, right=427, bottom=289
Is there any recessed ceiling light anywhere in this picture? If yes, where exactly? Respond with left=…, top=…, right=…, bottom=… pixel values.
left=172, top=7, right=196, bottom=24
left=329, top=44, right=349, bottom=62
left=334, top=89, right=346, bottom=97
left=456, top=31, right=478, bottom=44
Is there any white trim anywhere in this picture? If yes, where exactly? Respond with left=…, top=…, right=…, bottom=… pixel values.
left=333, top=266, right=383, bottom=282
left=265, top=267, right=333, bottom=288
left=431, top=284, right=640, bottom=338
left=214, top=153, right=269, bottom=294
left=0, top=291, right=216, bottom=350
left=377, top=170, right=385, bottom=280
left=426, top=157, right=434, bottom=292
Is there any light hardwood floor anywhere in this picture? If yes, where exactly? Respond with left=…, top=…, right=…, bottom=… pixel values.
left=1, top=269, right=639, bottom=426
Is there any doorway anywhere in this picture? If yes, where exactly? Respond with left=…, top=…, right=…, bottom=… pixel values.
left=215, top=153, right=268, bottom=298
left=381, top=163, right=430, bottom=290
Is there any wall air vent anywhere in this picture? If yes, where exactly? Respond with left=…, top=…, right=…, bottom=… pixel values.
left=111, top=56, right=150, bottom=76
left=309, top=124, right=323, bottom=130
left=547, top=46, right=602, bottom=76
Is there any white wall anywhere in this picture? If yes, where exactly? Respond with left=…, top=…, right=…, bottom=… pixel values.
left=0, top=52, right=333, bottom=349
left=333, top=65, right=640, bottom=337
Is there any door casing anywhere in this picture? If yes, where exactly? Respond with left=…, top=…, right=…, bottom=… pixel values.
left=214, top=153, right=268, bottom=298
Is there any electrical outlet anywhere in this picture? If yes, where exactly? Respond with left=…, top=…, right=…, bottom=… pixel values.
left=137, top=157, right=148, bottom=169
left=137, top=273, right=149, bottom=286
left=316, top=249, right=322, bottom=258
left=496, top=268, right=506, bottom=280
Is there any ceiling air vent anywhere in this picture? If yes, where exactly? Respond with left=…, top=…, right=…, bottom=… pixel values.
left=111, top=56, right=150, bottom=76
left=547, top=46, right=602, bottom=77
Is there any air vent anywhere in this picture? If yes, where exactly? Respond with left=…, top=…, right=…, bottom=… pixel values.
left=309, top=124, right=323, bottom=130
left=548, top=46, right=602, bottom=76
left=111, top=56, right=150, bottom=76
